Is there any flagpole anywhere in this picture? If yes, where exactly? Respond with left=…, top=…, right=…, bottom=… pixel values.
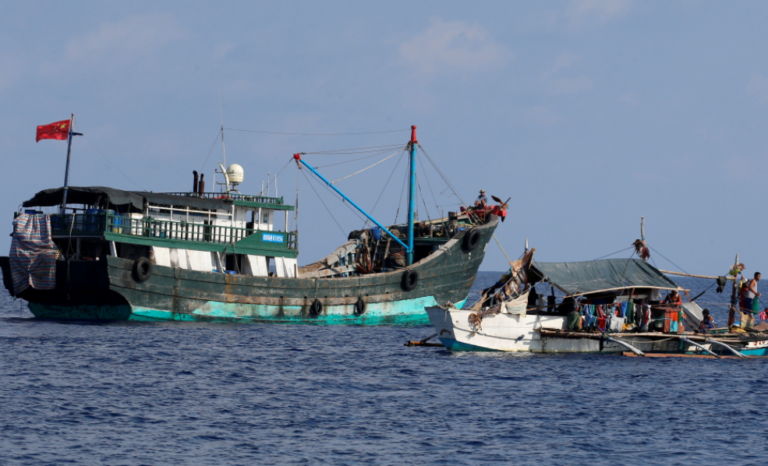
left=61, top=113, right=75, bottom=214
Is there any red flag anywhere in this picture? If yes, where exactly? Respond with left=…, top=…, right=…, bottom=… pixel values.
left=36, top=119, right=70, bottom=142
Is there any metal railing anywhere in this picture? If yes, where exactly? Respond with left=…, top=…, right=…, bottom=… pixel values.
left=50, top=212, right=298, bottom=250
left=160, top=192, right=285, bottom=205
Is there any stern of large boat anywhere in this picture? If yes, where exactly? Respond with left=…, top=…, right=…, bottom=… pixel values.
left=0, top=256, right=132, bottom=320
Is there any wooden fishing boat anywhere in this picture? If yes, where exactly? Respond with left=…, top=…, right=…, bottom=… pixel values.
left=1, top=125, right=504, bottom=324
left=426, top=245, right=764, bottom=357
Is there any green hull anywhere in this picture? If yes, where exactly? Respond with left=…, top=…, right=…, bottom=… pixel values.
left=28, top=297, right=467, bottom=326
left=6, top=218, right=497, bottom=325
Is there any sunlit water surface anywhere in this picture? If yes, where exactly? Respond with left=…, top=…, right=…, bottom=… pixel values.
left=1, top=271, right=766, bottom=465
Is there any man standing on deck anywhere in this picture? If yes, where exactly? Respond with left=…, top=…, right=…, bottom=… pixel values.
left=745, top=272, right=761, bottom=311
left=740, top=272, right=762, bottom=329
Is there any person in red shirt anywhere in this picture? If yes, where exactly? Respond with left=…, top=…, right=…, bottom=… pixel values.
left=663, top=290, right=683, bottom=306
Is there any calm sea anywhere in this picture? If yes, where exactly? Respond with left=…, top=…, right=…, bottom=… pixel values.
left=1, top=271, right=766, bottom=465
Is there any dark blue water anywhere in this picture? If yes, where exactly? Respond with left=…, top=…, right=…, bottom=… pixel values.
left=1, top=272, right=767, bottom=465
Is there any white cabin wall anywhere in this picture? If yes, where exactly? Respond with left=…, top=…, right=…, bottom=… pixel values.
left=233, top=207, right=247, bottom=229
left=262, top=209, right=273, bottom=231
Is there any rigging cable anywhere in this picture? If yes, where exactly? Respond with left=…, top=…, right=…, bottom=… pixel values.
left=259, top=159, right=293, bottom=196
left=393, top=166, right=409, bottom=224
left=417, top=143, right=467, bottom=205
left=417, top=153, right=441, bottom=217
left=226, top=128, right=410, bottom=136
left=315, top=148, right=403, bottom=168
left=200, top=130, right=222, bottom=171
left=330, top=149, right=402, bottom=184
left=415, top=174, right=432, bottom=222
left=79, top=132, right=145, bottom=191
left=300, top=169, right=347, bottom=238
left=306, top=165, right=368, bottom=224
left=593, top=246, right=634, bottom=261
left=649, top=246, right=692, bottom=276
left=361, top=150, right=407, bottom=229
left=302, top=144, right=405, bottom=155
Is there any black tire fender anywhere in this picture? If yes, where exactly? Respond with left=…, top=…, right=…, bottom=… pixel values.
left=463, top=229, right=481, bottom=252
left=309, top=299, right=323, bottom=316
left=401, top=269, right=419, bottom=292
left=354, top=297, right=366, bottom=315
left=133, top=257, right=153, bottom=282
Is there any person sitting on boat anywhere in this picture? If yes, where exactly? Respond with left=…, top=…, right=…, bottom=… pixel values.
left=699, top=309, right=716, bottom=334
left=475, top=190, right=487, bottom=208
left=663, top=290, right=682, bottom=306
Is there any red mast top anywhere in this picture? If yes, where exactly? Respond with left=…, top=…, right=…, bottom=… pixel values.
left=410, top=125, right=417, bottom=143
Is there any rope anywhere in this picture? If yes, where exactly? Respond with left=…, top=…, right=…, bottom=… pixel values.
left=394, top=166, right=409, bottom=224
left=649, top=246, right=692, bottom=276
left=200, top=130, right=221, bottom=171
left=417, top=143, right=467, bottom=205
left=310, top=169, right=368, bottom=224
left=593, top=246, right=634, bottom=261
left=80, top=133, right=145, bottom=190
left=416, top=174, right=431, bottom=222
left=225, top=127, right=410, bottom=136
left=258, top=159, right=293, bottom=196
left=300, top=169, right=347, bottom=238
left=302, top=144, right=405, bottom=155
left=330, top=149, right=402, bottom=184
left=362, top=150, right=407, bottom=229
left=417, top=154, right=440, bottom=216
left=315, top=148, right=402, bottom=168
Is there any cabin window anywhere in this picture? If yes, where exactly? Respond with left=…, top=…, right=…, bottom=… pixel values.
left=262, top=212, right=269, bottom=224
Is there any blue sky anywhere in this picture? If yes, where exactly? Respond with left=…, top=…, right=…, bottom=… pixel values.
left=1, top=1, right=767, bottom=274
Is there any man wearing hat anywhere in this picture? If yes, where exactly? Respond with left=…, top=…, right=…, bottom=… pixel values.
left=476, top=189, right=487, bottom=207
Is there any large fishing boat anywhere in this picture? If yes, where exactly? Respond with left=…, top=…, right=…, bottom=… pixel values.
left=1, top=124, right=504, bottom=324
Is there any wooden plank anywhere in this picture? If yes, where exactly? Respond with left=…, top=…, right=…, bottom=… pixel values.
left=658, top=269, right=735, bottom=280
left=622, top=352, right=746, bottom=359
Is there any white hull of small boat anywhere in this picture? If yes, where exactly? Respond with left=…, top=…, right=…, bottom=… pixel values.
left=426, top=306, right=687, bottom=354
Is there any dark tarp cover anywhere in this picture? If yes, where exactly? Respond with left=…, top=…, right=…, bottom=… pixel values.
left=531, top=258, right=681, bottom=296
left=23, top=187, right=231, bottom=211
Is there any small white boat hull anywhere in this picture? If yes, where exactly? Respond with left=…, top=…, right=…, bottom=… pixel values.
left=426, top=306, right=685, bottom=354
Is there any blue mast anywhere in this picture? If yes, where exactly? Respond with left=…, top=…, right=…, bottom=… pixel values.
left=293, top=153, right=410, bottom=252
left=407, top=126, right=417, bottom=266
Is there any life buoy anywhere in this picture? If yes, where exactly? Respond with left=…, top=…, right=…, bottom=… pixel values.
left=354, top=297, right=366, bottom=315
left=401, top=269, right=419, bottom=292
left=463, top=229, right=481, bottom=252
left=133, top=257, right=152, bottom=282
left=309, top=299, right=323, bottom=316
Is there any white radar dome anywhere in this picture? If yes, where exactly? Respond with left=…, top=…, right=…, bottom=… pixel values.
left=227, top=164, right=244, bottom=184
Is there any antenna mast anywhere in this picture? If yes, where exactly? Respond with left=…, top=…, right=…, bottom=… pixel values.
left=217, top=81, right=227, bottom=169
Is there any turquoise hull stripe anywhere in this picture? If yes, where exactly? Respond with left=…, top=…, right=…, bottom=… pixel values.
left=30, top=297, right=467, bottom=327
left=438, top=337, right=497, bottom=352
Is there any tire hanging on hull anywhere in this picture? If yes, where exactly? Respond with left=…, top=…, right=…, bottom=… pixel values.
left=463, top=229, right=481, bottom=252
left=133, top=257, right=153, bottom=282
left=309, top=299, right=323, bottom=316
left=401, top=270, right=419, bottom=292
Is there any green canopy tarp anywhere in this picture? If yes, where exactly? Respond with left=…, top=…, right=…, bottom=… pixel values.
left=531, top=258, right=681, bottom=297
